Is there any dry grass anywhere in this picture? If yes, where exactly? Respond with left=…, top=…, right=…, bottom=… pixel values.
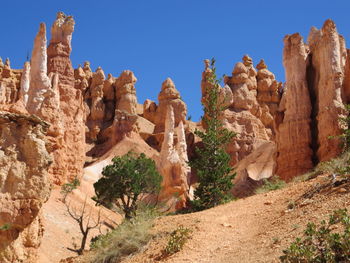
left=89, top=210, right=156, bottom=263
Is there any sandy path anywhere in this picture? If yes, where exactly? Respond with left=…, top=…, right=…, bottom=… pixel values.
left=125, top=175, right=350, bottom=263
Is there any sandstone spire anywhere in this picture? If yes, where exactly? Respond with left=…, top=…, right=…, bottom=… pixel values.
left=46, top=12, right=85, bottom=184
left=157, top=105, right=190, bottom=210
left=154, top=78, right=187, bottom=133
left=307, top=19, right=347, bottom=162
left=115, top=70, right=138, bottom=114
left=276, top=33, right=313, bottom=180
left=27, top=23, right=51, bottom=114
left=19, top=61, right=30, bottom=106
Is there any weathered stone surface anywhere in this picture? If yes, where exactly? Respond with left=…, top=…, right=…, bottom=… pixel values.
left=143, top=99, right=157, bottom=124
left=308, top=20, right=347, bottom=162
left=46, top=12, right=85, bottom=184
left=154, top=78, right=187, bottom=133
left=232, top=141, right=276, bottom=198
left=19, top=62, right=30, bottom=107
left=344, top=49, right=350, bottom=103
left=0, top=58, right=21, bottom=107
left=211, top=56, right=274, bottom=165
left=276, top=33, right=313, bottom=180
left=115, top=70, right=138, bottom=115
left=157, top=106, right=190, bottom=210
left=0, top=112, right=51, bottom=263
left=276, top=20, right=350, bottom=180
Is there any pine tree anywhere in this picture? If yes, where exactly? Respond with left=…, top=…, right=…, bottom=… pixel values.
left=190, top=58, right=236, bottom=210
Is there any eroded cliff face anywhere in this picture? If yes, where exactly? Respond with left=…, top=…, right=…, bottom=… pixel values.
left=0, top=112, right=51, bottom=263
left=276, top=20, right=350, bottom=180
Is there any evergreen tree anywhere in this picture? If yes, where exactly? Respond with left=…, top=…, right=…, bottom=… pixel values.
left=190, top=58, right=236, bottom=210
left=94, top=152, right=162, bottom=220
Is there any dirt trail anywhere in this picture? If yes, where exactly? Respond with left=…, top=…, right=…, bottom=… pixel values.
left=125, top=175, right=350, bottom=263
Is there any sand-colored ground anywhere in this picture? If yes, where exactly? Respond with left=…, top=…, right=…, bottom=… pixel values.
left=63, top=174, right=350, bottom=263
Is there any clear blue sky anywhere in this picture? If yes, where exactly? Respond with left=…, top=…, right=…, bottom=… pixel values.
left=1, top=1, right=350, bottom=121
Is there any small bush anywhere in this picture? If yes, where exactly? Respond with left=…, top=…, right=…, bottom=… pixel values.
left=90, top=210, right=155, bottom=263
left=280, top=209, right=350, bottom=263
left=61, top=177, right=80, bottom=202
left=255, top=176, right=286, bottom=194
left=164, top=226, right=192, bottom=255
left=0, top=223, right=11, bottom=231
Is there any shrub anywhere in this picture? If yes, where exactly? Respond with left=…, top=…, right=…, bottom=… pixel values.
left=280, top=209, right=350, bottom=263
left=189, top=58, right=236, bottom=210
left=255, top=176, right=286, bottom=194
left=339, top=104, right=350, bottom=152
left=61, top=177, right=80, bottom=202
left=90, top=210, right=155, bottom=263
left=0, top=223, right=11, bottom=231
left=94, top=152, right=162, bottom=220
left=164, top=226, right=192, bottom=255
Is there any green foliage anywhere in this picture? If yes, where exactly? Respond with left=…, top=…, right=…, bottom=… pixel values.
left=280, top=209, right=350, bottom=263
left=189, top=58, right=236, bottom=210
left=164, top=226, right=192, bottom=255
left=314, top=151, right=350, bottom=176
left=90, top=210, right=155, bottom=263
left=255, top=176, right=286, bottom=194
left=0, top=223, right=11, bottom=231
left=61, top=177, right=80, bottom=202
left=94, top=152, right=162, bottom=219
left=339, top=104, right=350, bottom=152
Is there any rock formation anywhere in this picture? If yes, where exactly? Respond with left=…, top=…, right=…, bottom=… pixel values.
left=276, top=20, right=350, bottom=180
left=256, top=59, right=282, bottom=120
left=19, top=62, right=30, bottom=107
left=27, top=23, right=52, bottom=115
left=0, top=57, right=21, bottom=107
left=344, top=49, right=350, bottom=103
left=308, top=20, right=347, bottom=162
left=90, top=67, right=105, bottom=122
left=157, top=106, right=190, bottom=210
left=46, top=12, right=85, bottom=184
left=203, top=56, right=278, bottom=165
left=154, top=78, right=187, bottom=133
left=115, top=70, right=138, bottom=114
left=275, top=33, right=313, bottom=180
left=103, top=73, right=116, bottom=121
left=0, top=112, right=51, bottom=263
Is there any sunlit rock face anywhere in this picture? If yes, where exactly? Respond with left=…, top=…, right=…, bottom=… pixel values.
left=45, top=12, right=86, bottom=184
left=200, top=56, right=280, bottom=166
left=157, top=106, right=190, bottom=210
left=276, top=19, right=350, bottom=180
left=275, top=33, right=313, bottom=180
left=154, top=78, right=187, bottom=133
left=307, top=20, right=347, bottom=162
left=0, top=112, right=51, bottom=263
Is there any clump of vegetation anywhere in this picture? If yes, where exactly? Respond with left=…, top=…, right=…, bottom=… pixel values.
left=94, top=152, right=162, bottom=220
left=61, top=177, right=80, bottom=202
left=189, top=58, right=236, bottom=211
left=90, top=210, right=155, bottom=263
left=280, top=209, right=350, bottom=263
left=255, top=176, right=286, bottom=194
left=338, top=104, right=350, bottom=152
left=164, top=226, right=192, bottom=255
left=0, top=223, right=11, bottom=231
